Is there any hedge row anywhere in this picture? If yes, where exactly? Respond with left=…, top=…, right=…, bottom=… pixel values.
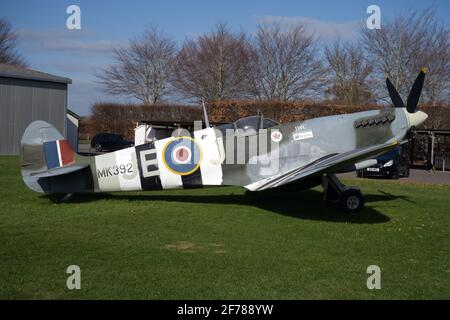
left=205, top=100, right=382, bottom=123
left=79, top=101, right=450, bottom=139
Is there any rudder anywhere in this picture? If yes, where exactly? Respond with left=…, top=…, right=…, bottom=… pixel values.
left=21, top=121, right=75, bottom=192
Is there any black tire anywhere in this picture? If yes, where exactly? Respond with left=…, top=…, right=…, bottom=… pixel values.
left=49, top=193, right=72, bottom=204
left=95, top=143, right=102, bottom=152
left=356, top=170, right=362, bottom=178
left=391, top=170, right=399, bottom=179
left=340, top=188, right=364, bottom=213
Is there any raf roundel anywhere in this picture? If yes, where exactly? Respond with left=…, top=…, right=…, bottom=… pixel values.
left=162, top=137, right=202, bottom=175
left=173, top=146, right=191, bottom=164
left=271, top=131, right=283, bottom=142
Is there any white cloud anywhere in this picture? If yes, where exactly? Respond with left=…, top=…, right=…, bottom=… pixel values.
left=256, top=15, right=361, bottom=41
left=53, top=63, right=105, bottom=73
left=18, top=28, right=122, bottom=53
left=44, top=39, right=116, bottom=52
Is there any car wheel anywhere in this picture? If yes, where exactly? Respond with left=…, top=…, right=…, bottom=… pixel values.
left=340, top=188, right=364, bottom=214
left=95, top=144, right=102, bottom=152
left=391, top=171, right=399, bottom=179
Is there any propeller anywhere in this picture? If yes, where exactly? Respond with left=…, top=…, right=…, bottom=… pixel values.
left=386, top=78, right=404, bottom=108
left=406, top=67, right=427, bottom=113
left=386, top=67, right=427, bottom=113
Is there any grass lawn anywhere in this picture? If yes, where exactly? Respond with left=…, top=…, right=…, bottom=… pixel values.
left=0, top=155, right=449, bottom=299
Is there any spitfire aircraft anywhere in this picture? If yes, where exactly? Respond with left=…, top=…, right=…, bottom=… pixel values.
left=21, top=69, right=428, bottom=213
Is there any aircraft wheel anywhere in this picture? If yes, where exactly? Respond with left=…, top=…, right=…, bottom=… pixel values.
left=95, top=144, right=102, bottom=152
left=49, top=193, right=72, bottom=204
left=340, top=188, right=364, bottom=213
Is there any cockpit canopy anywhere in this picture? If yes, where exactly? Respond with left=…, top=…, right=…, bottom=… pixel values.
left=216, top=115, right=279, bottom=136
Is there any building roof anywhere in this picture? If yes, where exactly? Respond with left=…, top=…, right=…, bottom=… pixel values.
left=67, top=109, right=81, bottom=120
left=0, top=63, right=72, bottom=84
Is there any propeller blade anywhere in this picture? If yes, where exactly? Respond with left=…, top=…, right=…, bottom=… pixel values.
left=406, top=67, right=427, bottom=113
left=386, top=78, right=404, bottom=108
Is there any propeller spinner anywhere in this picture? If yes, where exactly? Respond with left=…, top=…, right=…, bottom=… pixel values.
left=386, top=68, right=428, bottom=129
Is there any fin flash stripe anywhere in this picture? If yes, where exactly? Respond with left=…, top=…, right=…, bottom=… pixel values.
left=43, top=140, right=75, bottom=169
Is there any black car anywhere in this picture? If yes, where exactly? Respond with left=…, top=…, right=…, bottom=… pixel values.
left=90, top=133, right=134, bottom=152
left=357, top=145, right=410, bottom=179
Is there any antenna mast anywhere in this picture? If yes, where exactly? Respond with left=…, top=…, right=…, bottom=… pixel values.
left=201, top=97, right=210, bottom=128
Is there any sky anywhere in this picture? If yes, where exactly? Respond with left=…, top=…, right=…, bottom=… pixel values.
left=1, top=0, right=449, bottom=116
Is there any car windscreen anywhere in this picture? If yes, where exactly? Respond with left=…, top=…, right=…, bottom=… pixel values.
left=377, top=148, right=400, bottom=162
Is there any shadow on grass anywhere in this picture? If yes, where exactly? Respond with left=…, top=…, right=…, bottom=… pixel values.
left=40, top=187, right=406, bottom=224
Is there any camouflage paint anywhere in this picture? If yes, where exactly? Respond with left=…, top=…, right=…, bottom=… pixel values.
left=20, top=107, right=414, bottom=194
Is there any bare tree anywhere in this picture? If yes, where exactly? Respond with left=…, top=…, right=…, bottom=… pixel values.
left=359, top=8, right=449, bottom=103
left=324, top=39, right=373, bottom=104
left=421, top=26, right=449, bottom=103
left=0, top=17, right=27, bottom=67
left=247, top=21, right=326, bottom=101
left=172, top=23, right=251, bottom=101
left=97, top=27, right=176, bottom=105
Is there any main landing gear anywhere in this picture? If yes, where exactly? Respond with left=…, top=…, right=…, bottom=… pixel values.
left=322, top=174, right=364, bottom=213
left=49, top=193, right=73, bottom=204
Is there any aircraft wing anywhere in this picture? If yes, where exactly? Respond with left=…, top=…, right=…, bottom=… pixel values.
left=245, top=140, right=403, bottom=191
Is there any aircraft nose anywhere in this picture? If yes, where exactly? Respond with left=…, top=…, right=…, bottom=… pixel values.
left=406, top=110, right=428, bottom=129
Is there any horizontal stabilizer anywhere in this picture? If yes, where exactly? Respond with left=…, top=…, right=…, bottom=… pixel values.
left=21, top=120, right=90, bottom=193
left=29, top=164, right=89, bottom=178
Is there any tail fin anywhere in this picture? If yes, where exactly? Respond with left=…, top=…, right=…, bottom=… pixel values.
left=21, top=121, right=78, bottom=193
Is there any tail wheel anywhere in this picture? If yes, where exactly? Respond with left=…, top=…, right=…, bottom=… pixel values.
left=49, top=193, right=72, bottom=204
left=340, top=188, right=364, bottom=213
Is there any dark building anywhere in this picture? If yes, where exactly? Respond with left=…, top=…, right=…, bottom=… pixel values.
left=0, top=64, right=72, bottom=155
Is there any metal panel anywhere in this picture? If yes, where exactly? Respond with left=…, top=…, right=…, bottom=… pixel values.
left=13, top=81, right=33, bottom=153
left=0, top=78, right=14, bottom=154
left=0, top=77, right=68, bottom=155
left=66, top=114, right=79, bottom=152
